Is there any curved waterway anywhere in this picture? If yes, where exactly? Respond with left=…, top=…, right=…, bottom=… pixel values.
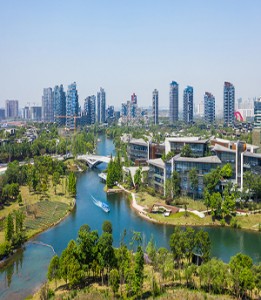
left=0, top=135, right=261, bottom=299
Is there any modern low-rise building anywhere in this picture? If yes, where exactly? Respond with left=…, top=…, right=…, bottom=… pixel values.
left=165, top=137, right=209, bottom=157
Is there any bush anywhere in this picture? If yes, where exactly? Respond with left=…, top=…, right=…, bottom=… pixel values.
left=230, top=217, right=241, bottom=229
left=0, top=241, right=12, bottom=260
left=220, top=219, right=226, bottom=227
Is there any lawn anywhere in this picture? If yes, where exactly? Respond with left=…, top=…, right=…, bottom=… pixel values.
left=0, top=177, right=74, bottom=243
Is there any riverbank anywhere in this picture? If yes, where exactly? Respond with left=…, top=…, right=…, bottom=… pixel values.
left=114, top=184, right=261, bottom=232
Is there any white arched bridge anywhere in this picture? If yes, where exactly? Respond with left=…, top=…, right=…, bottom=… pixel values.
left=77, top=154, right=113, bottom=168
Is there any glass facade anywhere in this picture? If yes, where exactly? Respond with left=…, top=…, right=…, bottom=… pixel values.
left=183, top=86, right=193, bottom=124
left=127, top=143, right=148, bottom=161
left=54, top=85, right=66, bottom=126
left=204, top=92, right=215, bottom=124
left=223, top=82, right=235, bottom=126
left=169, top=141, right=207, bottom=157
left=66, top=82, right=79, bottom=129
left=169, top=81, right=179, bottom=123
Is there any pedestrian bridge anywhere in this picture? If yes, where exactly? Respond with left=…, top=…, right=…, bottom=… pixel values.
left=77, top=154, right=112, bottom=168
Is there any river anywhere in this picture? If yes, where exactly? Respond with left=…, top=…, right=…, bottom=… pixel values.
left=0, top=134, right=260, bottom=299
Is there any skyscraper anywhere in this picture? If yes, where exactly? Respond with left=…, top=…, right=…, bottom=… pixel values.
left=53, top=85, right=66, bottom=126
left=83, top=95, right=96, bottom=125
left=183, top=86, right=193, bottom=124
left=42, top=88, right=54, bottom=122
left=169, top=81, right=179, bottom=123
left=66, top=82, right=79, bottom=129
left=97, top=87, right=106, bottom=123
left=223, top=82, right=235, bottom=126
left=5, top=100, right=19, bottom=119
left=254, top=97, right=261, bottom=127
left=204, top=92, right=215, bottom=124
left=152, top=89, right=159, bottom=125
left=131, top=93, right=137, bottom=105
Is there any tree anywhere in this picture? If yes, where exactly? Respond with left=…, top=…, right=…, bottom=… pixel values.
left=109, top=269, right=120, bottom=296
left=68, top=172, right=76, bottom=196
left=203, top=189, right=211, bottom=212
left=189, top=168, right=198, bottom=200
left=169, top=227, right=185, bottom=268
left=48, top=255, right=60, bottom=288
left=194, top=229, right=211, bottom=263
left=134, top=167, right=142, bottom=190
left=52, top=172, right=60, bottom=194
left=106, top=159, right=115, bottom=188
left=203, top=167, right=221, bottom=193
left=222, top=188, right=236, bottom=217
left=97, top=232, right=115, bottom=285
left=102, top=220, right=112, bottom=234
left=180, top=144, right=193, bottom=157
left=210, top=192, right=222, bottom=218
left=199, top=258, right=228, bottom=294
left=5, top=213, right=14, bottom=242
left=171, top=171, right=181, bottom=199
left=229, top=253, right=255, bottom=298
left=17, top=193, right=22, bottom=206
left=134, top=245, right=144, bottom=297
left=220, top=163, right=233, bottom=179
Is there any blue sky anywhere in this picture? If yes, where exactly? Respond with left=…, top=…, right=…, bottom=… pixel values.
left=0, top=0, right=260, bottom=111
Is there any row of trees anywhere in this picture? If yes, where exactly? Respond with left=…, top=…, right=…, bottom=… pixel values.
left=106, top=154, right=122, bottom=188
left=47, top=222, right=261, bottom=299
left=0, top=210, right=26, bottom=260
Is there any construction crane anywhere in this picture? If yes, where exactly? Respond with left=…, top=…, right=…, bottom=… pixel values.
left=55, top=115, right=81, bottom=132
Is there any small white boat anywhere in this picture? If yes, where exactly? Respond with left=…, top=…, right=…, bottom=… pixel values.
left=91, top=195, right=110, bottom=213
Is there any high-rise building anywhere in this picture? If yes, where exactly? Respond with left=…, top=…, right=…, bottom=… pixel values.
left=5, top=100, right=19, bottom=119
left=204, top=92, right=215, bottom=124
left=152, top=89, right=159, bottom=125
left=53, top=85, right=66, bottom=126
left=121, top=103, right=128, bottom=117
left=83, top=95, right=96, bottom=125
left=42, top=88, right=54, bottom=122
left=183, top=86, right=193, bottom=124
left=131, top=93, right=137, bottom=105
left=169, top=81, right=179, bottom=123
left=30, top=106, right=42, bottom=121
left=66, top=82, right=79, bottom=129
left=254, top=97, right=261, bottom=127
left=0, top=108, right=5, bottom=120
left=97, top=87, right=106, bottom=123
left=22, top=106, right=30, bottom=119
left=223, top=82, right=235, bottom=126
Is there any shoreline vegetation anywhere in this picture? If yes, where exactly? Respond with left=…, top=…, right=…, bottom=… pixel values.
left=108, top=184, right=261, bottom=232
left=0, top=175, right=76, bottom=266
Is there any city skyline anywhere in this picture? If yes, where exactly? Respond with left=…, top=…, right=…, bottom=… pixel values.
left=1, top=1, right=261, bottom=109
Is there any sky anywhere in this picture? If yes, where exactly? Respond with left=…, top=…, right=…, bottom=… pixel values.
left=0, top=0, right=261, bottom=111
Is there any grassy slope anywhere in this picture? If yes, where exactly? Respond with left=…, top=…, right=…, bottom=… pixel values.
left=0, top=177, right=74, bottom=243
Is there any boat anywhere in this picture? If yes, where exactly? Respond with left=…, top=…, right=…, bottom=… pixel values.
left=91, top=195, right=110, bottom=213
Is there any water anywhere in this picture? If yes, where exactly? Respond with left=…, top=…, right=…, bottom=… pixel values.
left=0, top=134, right=261, bottom=299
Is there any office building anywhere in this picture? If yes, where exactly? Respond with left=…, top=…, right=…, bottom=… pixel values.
left=223, top=82, right=235, bottom=126
left=97, top=87, right=106, bottom=123
left=66, top=82, right=79, bottom=129
left=254, top=97, right=261, bottom=127
left=183, top=86, right=193, bottom=124
left=42, top=88, right=54, bottom=122
left=152, top=89, right=159, bottom=125
left=53, top=85, right=66, bottom=126
left=83, top=95, right=96, bottom=125
left=5, top=100, right=19, bottom=119
left=169, top=81, right=179, bottom=123
left=204, top=92, right=215, bottom=124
